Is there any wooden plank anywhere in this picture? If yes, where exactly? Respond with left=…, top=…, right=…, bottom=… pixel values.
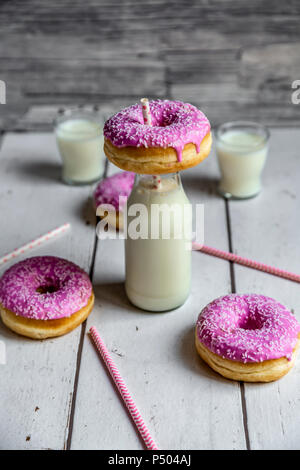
left=1, top=57, right=165, bottom=97
left=70, top=147, right=246, bottom=450
left=228, top=129, right=300, bottom=449
left=0, top=132, right=97, bottom=449
left=166, top=50, right=239, bottom=85
left=0, top=34, right=163, bottom=59
left=240, top=43, right=300, bottom=105
left=1, top=1, right=300, bottom=129
left=0, top=28, right=297, bottom=61
left=11, top=102, right=137, bottom=132
left=1, top=1, right=300, bottom=34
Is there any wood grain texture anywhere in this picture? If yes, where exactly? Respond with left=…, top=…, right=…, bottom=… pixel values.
left=0, top=126, right=299, bottom=449
left=0, top=132, right=97, bottom=449
left=228, top=129, right=300, bottom=449
left=1, top=1, right=300, bottom=129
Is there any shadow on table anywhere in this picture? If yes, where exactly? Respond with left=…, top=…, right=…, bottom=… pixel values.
left=93, top=281, right=131, bottom=310
left=13, top=161, right=61, bottom=184
left=93, top=282, right=181, bottom=317
left=75, top=196, right=97, bottom=227
left=93, top=282, right=149, bottom=318
left=0, top=318, right=33, bottom=343
left=92, top=282, right=235, bottom=384
left=180, top=325, right=233, bottom=383
left=182, top=173, right=219, bottom=199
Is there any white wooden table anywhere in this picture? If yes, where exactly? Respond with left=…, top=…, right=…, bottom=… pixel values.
left=0, top=127, right=299, bottom=450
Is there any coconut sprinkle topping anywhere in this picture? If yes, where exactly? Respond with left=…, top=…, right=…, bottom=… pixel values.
left=103, top=99, right=210, bottom=162
left=196, top=294, right=300, bottom=363
left=94, top=171, right=135, bottom=211
left=0, top=256, right=92, bottom=320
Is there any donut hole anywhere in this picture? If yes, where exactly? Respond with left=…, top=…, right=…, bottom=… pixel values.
left=157, top=118, right=172, bottom=128
left=238, top=316, right=262, bottom=331
left=36, top=285, right=59, bottom=294
left=158, top=115, right=178, bottom=128
left=151, top=108, right=180, bottom=128
left=36, top=278, right=60, bottom=294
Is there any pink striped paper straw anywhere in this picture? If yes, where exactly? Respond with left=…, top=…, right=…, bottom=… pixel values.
left=0, top=222, right=71, bottom=267
left=140, top=98, right=161, bottom=191
left=89, top=326, right=159, bottom=450
left=152, top=175, right=161, bottom=190
left=192, top=242, right=300, bottom=284
left=140, top=97, right=152, bottom=126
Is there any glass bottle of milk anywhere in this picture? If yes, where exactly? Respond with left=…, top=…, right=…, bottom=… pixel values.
left=125, top=173, right=192, bottom=312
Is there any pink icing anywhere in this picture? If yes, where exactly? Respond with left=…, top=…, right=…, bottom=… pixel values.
left=103, top=99, right=210, bottom=162
left=0, top=256, right=92, bottom=320
left=196, top=294, right=300, bottom=363
left=94, top=171, right=135, bottom=212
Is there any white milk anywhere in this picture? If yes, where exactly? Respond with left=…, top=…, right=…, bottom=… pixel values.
left=216, top=129, right=269, bottom=199
left=56, top=119, right=104, bottom=184
left=125, top=174, right=192, bottom=312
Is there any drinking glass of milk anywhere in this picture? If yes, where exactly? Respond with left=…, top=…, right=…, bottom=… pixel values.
left=55, top=108, right=105, bottom=185
left=216, top=121, right=270, bottom=199
left=125, top=173, right=192, bottom=312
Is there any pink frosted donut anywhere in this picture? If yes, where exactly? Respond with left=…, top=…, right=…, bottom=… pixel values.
left=94, top=171, right=135, bottom=230
left=195, top=294, right=300, bottom=382
left=0, top=256, right=94, bottom=339
left=94, top=171, right=135, bottom=212
left=103, top=99, right=212, bottom=174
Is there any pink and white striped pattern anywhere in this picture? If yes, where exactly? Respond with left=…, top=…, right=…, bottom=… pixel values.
left=89, top=326, right=159, bottom=450
left=0, top=222, right=71, bottom=267
left=140, top=97, right=152, bottom=126
left=192, top=242, right=300, bottom=284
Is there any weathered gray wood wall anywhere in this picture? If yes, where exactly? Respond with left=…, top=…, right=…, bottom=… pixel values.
left=0, top=0, right=300, bottom=130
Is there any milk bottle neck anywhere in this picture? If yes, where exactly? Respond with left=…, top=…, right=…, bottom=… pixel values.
left=134, top=173, right=182, bottom=191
